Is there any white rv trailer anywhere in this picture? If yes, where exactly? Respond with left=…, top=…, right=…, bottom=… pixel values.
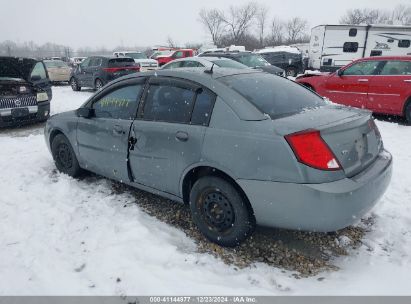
left=309, top=24, right=411, bottom=71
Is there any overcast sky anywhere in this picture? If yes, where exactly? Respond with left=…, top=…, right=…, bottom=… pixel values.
left=0, top=0, right=407, bottom=49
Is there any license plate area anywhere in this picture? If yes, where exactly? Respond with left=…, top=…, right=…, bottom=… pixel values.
left=11, top=107, right=29, bottom=118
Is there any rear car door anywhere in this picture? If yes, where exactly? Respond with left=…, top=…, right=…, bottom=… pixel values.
left=323, top=60, right=382, bottom=109
left=367, top=60, right=411, bottom=115
left=76, top=78, right=146, bottom=181
left=129, top=77, right=215, bottom=196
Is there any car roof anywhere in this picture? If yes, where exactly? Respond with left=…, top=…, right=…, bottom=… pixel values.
left=360, top=56, right=411, bottom=61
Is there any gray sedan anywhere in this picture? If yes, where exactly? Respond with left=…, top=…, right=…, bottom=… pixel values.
left=45, top=68, right=392, bottom=247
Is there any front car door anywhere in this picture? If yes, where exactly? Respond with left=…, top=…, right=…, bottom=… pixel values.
left=77, top=57, right=91, bottom=86
left=129, top=77, right=216, bottom=196
left=30, top=61, right=52, bottom=100
left=367, top=60, right=411, bottom=115
left=76, top=78, right=146, bottom=181
left=322, top=60, right=383, bottom=109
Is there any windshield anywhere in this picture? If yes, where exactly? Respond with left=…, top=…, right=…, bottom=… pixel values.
left=212, top=59, right=248, bottom=69
left=44, top=61, right=68, bottom=68
left=219, top=73, right=325, bottom=119
left=236, top=54, right=270, bottom=68
left=125, top=52, right=147, bottom=59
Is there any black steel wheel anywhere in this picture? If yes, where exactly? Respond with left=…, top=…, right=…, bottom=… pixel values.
left=189, top=176, right=255, bottom=247
left=70, top=77, right=81, bottom=91
left=95, top=79, right=104, bottom=90
left=51, top=134, right=82, bottom=177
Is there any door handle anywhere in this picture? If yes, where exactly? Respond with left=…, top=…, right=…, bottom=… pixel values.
left=358, top=79, right=369, bottom=82
left=404, top=80, right=411, bottom=83
left=175, top=131, right=189, bottom=142
left=113, top=125, right=125, bottom=135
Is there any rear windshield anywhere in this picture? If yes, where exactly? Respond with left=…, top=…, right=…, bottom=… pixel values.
left=212, top=59, right=247, bottom=69
left=125, top=52, right=147, bottom=59
left=219, top=73, right=326, bottom=119
left=108, top=58, right=135, bottom=67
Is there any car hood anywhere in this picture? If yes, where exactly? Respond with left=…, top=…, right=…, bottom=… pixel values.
left=133, top=58, right=158, bottom=64
left=0, top=57, right=37, bottom=81
left=156, top=54, right=173, bottom=59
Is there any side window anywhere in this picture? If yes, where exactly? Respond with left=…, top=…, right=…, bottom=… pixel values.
left=380, top=61, right=411, bottom=75
left=142, top=82, right=195, bottom=123
left=80, top=58, right=91, bottom=68
left=343, top=61, right=379, bottom=76
left=191, top=88, right=216, bottom=126
left=31, top=62, right=47, bottom=80
left=398, top=40, right=411, bottom=48
left=349, top=28, right=357, bottom=37
left=343, top=42, right=359, bottom=53
left=90, top=58, right=102, bottom=67
left=185, top=51, right=191, bottom=57
left=163, top=61, right=183, bottom=69
left=174, top=51, right=184, bottom=58
left=92, top=84, right=143, bottom=120
left=182, top=61, right=201, bottom=68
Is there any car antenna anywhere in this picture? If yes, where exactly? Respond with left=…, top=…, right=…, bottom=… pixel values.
left=204, top=63, right=215, bottom=74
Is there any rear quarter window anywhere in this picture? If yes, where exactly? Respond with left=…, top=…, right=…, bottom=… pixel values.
left=218, top=73, right=325, bottom=119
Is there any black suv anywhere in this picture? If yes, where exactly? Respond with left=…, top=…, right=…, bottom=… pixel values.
left=70, top=56, right=140, bottom=91
left=256, top=50, right=304, bottom=77
left=0, top=57, right=52, bottom=127
left=199, top=51, right=285, bottom=77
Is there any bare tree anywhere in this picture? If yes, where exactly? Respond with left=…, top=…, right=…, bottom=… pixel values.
left=166, top=36, right=178, bottom=48
left=340, top=8, right=390, bottom=24
left=220, top=2, right=258, bottom=44
left=391, top=4, right=411, bottom=25
left=198, top=8, right=226, bottom=46
left=255, top=4, right=269, bottom=48
left=266, top=17, right=284, bottom=46
left=285, top=17, right=308, bottom=44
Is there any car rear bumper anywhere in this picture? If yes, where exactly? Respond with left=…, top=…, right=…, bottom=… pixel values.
left=238, top=149, right=392, bottom=232
left=0, top=102, right=50, bottom=127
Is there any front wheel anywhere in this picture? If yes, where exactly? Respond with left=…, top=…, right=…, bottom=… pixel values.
left=70, top=77, right=81, bottom=91
left=189, top=176, right=255, bottom=247
left=51, top=134, right=83, bottom=177
left=285, top=66, right=298, bottom=77
left=95, top=78, right=104, bottom=91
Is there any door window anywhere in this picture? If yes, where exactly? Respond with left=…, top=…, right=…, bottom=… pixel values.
left=343, top=61, right=380, bottom=76
left=30, top=62, right=47, bottom=80
left=162, top=61, right=184, bottom=69
left=80, top=58, right=91, bottom=68
left=90, top=58, right=102, bottom=67
left=182, top=61, right=202, bottom=67
left=142, top=82, right=195, bottom=123
left=174, top=51, right=184, bottom=58
left=191, top=88, right=216, bottom=126
left=380, top=61, right=411, bottom=75
left=92, top=84, right=144, bottom=120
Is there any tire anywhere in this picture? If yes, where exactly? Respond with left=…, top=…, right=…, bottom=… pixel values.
left=189, top=176, right=255, bottom=247
left=70, top=77, right=81, bottom=91
left=51, top=134, right=82, bottom=177
left=285, top=66, right=298, bottom=77
left=95, top=79, right=104, bottom=90
left=405, top=102, right=411, bottom=125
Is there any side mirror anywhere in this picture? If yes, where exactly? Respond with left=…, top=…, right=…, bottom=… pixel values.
left=31, top=75, right=41, bottom=82
left=77, top=107, right=94, bottom=118
left=337, top=69, right=344, bottom=77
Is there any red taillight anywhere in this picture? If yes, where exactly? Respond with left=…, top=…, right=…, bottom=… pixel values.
left=103, top=66, right=140, bottom=73
left=285, top=130, right=341, bottom=171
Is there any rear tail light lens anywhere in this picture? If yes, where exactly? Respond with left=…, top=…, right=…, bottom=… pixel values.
left=103, top=66, right=140, bottom=73
left=285, top=130, right=341, bottom=171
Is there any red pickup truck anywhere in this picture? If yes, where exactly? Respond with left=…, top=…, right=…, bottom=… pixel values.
left=156, top=49, right=194, bottom=66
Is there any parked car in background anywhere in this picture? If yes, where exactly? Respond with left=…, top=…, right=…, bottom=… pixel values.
left=0, top=56, right=51, bottom=127
left=161, top=56, right=249, bottom=70
left=199, top=51, right=285, bottom=76
left=296, top=56, right=411, bottom=123
left=150, top=50, right=173, bottom=59
left=69, top=56, right=140, bottom=91
left=255, top=46, right=304, bottom=77
left=156, top=49, right=194, bottom=66
left=45, top=68, right=392, bottom=247
left=113, top=51, right=158, bottom=71
left=44, top=60, right=71, bottom=83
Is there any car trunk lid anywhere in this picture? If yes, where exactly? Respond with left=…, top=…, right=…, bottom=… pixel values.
left=274, top=105, right=383, bottom=177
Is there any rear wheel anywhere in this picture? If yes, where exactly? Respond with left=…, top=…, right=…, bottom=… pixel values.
left=51, top=134, right=82, bottom=177
left=95, top=78, right=104, bottom=90
left=189, top=176, right=255, bottom=247
left=70, top=77, right=81, bottom=91
left=405, top=102, right=411, bottom=125
left=285, top=66, right=298, bottom=77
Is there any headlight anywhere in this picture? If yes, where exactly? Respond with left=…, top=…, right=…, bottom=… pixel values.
left=37, top=92, right=48, bottom=102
